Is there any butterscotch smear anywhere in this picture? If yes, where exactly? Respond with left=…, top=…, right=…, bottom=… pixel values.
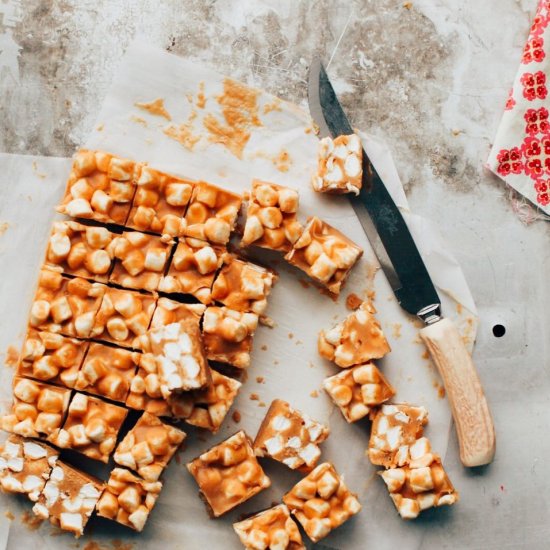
left=263, top=98, right=282, bottom=114
left=5, top=345, right=18, bottom=367
left=21, top=510, right=43, bottom=531
left=346, top=293, right=362, bottom=311
left=196, top=81, right=206, bottom=109
left=163, top=121, right=201, bottom=151
left=135, top=98, right=171, bottom=120
left=273, top=149, right=291, bottom=172
left=232, top=410, right=241, bottom=423
left=0, top=222, right=9, bottom=236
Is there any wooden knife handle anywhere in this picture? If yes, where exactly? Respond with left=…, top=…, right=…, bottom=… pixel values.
left=420, top=317, right=496, bottom=467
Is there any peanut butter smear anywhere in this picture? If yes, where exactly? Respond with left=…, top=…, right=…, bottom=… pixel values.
left=135, top=98, right=172, bottom=120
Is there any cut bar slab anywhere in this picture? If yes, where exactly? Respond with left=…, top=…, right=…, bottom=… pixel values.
left=150, top=297, right=205, bottom=329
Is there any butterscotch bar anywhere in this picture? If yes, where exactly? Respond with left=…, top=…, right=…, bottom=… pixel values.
left=57, top=149, right=138, bottom=225
left=312, top=134, right=363, bottom=195
left=90, top=286, right=157, bottom=349
left=32, top=460, right=103, bottom=537
left=379, top=451, right=459, bottom=519
left=1, top=377, right=71, bottom=440
left=211, top=256, right=277, bottom=315
left=322, top=362, right=395, bottom=423
left=0, top=435, right=59, bottom=501
left=284, top=217, right=362, bottom=295
left=318, top=301, right=390, bottom=367
left=283, top=462, right=361, bottom=542
left=44, top=221, right=117, bottom=283
left=187, top=430, right=271, bottom=517
left=233, top=503, right=305, bottom=550
left=150, top=297, right=205, bottom=329
left=368, top=404, right=429, bottom=468
left=51, top=392, right=127, bottom=463
left=202, top=306, right=258, bottom=368
left=96, top=467, right=163, bottom=531
left=126, top=165, right=194, bottom=239
left=241, top=180, right=303, bottom=252
left=29, top=269, right=104, bottom=338
left=158, top=237, right=224, bottom=304
left=114, top=412, right=186, bottom=481
left=254, top=399, right=329, bottom=471
left=74, top=342, right=139, bottom=403
left=110, top=231, right=173, bottom=292
left=184, top=181, right=242, bottom=245
left=17, top=330, right=89, bottom=389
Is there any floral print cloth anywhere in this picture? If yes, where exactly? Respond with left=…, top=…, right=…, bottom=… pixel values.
left=488, top=0, right=550, bottom=211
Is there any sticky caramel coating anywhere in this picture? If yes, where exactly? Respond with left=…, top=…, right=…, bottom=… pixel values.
left=322, top=362, right=395, bottom=423
left=202, top=307, right=259, bottom=368
left=0, top=377, right=71, bottom=441
left=114, top=412, right=186, bottom=482
left=150, top=297, right=205, bottom=329
left=312, top=134, right=363, bottom=195
left=233, top=503, right=305, bottom=550
left=90, top=287, right=157, bottom=350
left=126, top=165, right=194, bottom=239
left=211, top=256, right=277, bottom=315
left=158, top=237, right=224, bottom=304
left=0, top=435, right=59, bottom=502
left=169, top=369, right=242, bottom=432
left=74, top=343, right=139, bottom=402
left=96, top=467, right=163, bottom=531
left=32, top=460, right=104, bottom=538
left=318, top=301, right=390, bottom=368
left=140, top=320, right=210, bottom=398
left=241, top=180, right=303, bottom=253
left=17, top=330, right=89, bottom=389
left=184, top=180, right=242, bottom=245
left=57, top=149, right=138, bottom=226
left=368, top=404, right=429, bottom=468
left=254, top=399, right=329, bottom=471
left=110, top=231, right=173, bottom=292
left=379, top=452, right=459, bottom=519
left=283, top=462, right=361, bottom=543
left=29, top=269, right=105, bottom=339
left=285, top=217, right=362, bottom=295
left=51, top=392, right=128, bottom=463
left=187, top=430, right=271, bottom=517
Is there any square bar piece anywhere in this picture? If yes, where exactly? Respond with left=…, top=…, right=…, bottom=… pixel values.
left=379, top=451, right=459, bottom=519
left=57, top=149, right=138, bottom=225
left=322, top=362, right=395, bottom=423
left=241, top=180, right=303, bottom=252
left=169, top=369, right=242, bottom=432
left=110, top=231, right=173, bottom=292
left=0, top=435, right=59, bottom=501
left=283, top=462, right=361, bottom=543
left=44, top=221, right=117, bottom=283
left=90, top=287, right=157, bottom=349
left=29, top=269, right=105, bottom=338
left=51, top=392, right=128, bottom=463
left=127, top=165, right=194, bottom=239
left=1, top=377, right=71, bottom=441
left=187, top=430, right=271, bottom=517
left=284, top=217, right=362, bottom=295
left=96, top=467, right=163, bottom=532
left=211, top=256, right=277, bottom=315
left=318, top=301, right=390, bottom=368
left=158, top=237, right=224, bottom=304
left=368, top=404, right=429, bottom=468
left=254, top=399, right=329, bottom=471
left=74, top=343, right=140, bottom=403
left=32, top=460, right=103, bottom=538
left=114, top=412, right=186, bottom=481
left=312, top=134, right=363, bottom=195
left=233, top=503, right=305, bottom=550
left=17, top=330, right=89, bottom=389
left=150, top=297, right=205, bottom=329
left=202, top=306, right=259, bottom=368
left=184, top=180, right=242, bottom=245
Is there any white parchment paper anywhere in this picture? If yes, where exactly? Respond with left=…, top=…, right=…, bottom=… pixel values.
left=0, top=43, right=478, bottom=550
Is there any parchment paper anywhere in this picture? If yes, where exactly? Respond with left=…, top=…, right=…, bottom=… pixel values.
left=0, top=43, right=478, bottom=550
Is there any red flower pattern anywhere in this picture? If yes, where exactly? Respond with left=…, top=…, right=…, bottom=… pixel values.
left=522, top=37, right=546, bottom=63
left=534, top=178, right=550, bottom=205
left=505, top=89, right=516, bottom=111
left=520, top=71, right=548, bottom=101
left=529, top=5, right=549, bottom=38
left=496, top=147, right=523, bottom=176
left=521, top=135, right=550, bottom=177
left=524, top=107, right=550, bottom=134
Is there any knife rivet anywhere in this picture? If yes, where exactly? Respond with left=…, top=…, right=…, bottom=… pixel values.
left=492, top=324, right=506, bottom=338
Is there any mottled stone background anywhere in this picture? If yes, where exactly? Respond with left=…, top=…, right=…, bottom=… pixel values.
left=1, top=1, right=549, bottom=548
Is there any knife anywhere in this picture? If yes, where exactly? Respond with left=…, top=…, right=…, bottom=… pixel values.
left=308, top=59, right=495, bottom=467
